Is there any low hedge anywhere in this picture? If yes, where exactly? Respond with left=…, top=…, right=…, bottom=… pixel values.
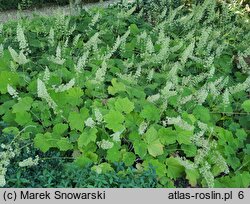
left=5, top=161, right=158, bottom=188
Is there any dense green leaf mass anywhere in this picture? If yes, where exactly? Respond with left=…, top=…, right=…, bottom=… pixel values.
left=0, top=0, right=249, bottom=188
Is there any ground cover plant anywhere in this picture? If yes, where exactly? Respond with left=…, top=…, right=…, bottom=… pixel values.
left=0, top=0, right=250, bottom=188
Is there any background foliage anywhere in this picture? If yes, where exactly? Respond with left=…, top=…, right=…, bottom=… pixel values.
left=0, top=0, right=104, bottom=11
left=0, top=0, right=249, bottom=187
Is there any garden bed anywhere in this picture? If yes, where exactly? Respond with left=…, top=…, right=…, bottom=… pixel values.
left=0, top=0, right=249, bottom=188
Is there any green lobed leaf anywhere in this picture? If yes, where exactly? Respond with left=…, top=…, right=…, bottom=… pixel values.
left=144, top=127, right=164, bottom=157
left=166, top=157, right=185, bottom=179
left=107, top=145, right=122, bottom=162
left=68, top=112, right=84, bottom=132
left=0, top=71, right=19, bottom=94
left=115, top=97, right=135, bottom=114
left=140, top=104, right=161, bottom=122
left=143, top=159, right=167, bottom=178
left=56, top=138, right=73, bottom=151
left=122, top=152, right=136, bottom=166
left=15, top=111, right=32, bottom=126
left=104, top=110, right=125, bottom=132
left=53, top=123, right=68, bottom=136
left=158, top=127, right=176, bottom=145
left=12, top=97, right=33, bottom=113
left=108, top=78, right=126, bottom=95
left=185, top=168, right=200, bottom=187
left=74, top=155, right=93, bottom=167
left=133, top=140, right=147, bottom=159
left=193, top=105, right=211, bottom=123
left=242, top=100, right=250, bottom=112
left=34, top=133, right=54, bottom=153
left=78, top=128, right=98, bottom=148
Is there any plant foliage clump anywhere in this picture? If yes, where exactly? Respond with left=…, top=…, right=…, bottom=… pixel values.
left=0, top=0, right=249, bottom=188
